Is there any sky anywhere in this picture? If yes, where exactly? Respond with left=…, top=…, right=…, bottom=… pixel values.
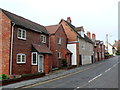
left=0, top=0, right=119, bottom=44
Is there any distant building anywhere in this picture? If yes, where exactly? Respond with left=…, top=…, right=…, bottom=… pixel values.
left=105, top=42, right=116, bottom=55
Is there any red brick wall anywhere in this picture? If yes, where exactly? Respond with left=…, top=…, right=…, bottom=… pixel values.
left=76, top=43, right=79, bottom=66
left=0, top=11, right=11, bottom=75
left=44, top=54, right=52, bottom=74
left=61, top=21, right=77, bottom=42
left=50, top=25, right=67, bottom=68
left=12, top=26, right=49, bottom=75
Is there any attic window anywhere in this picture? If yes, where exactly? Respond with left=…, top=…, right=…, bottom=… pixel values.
left=81, top=31, right=84, bottom=37
left=41, top=35, right=46, bottom=43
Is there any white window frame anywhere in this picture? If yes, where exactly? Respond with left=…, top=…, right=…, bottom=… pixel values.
left=58, top=52, right=62, bottom=59
left=17, top=28, right=26, bottom=40
left=41, top=35, right=46, bottom=43
left=31, top=52, right=38, bottom=65
left=17, top=53, right=26, bottom=63
left=58, top=37, right=62, bottom=44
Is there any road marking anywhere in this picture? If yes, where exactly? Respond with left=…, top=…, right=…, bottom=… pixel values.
left=74, top=58, right=119, bottom=89
left=105, top=68, right=111, bottom=73
left=88, top=74, right=102, bottom=83
left=17, top=65, right=99, bottom=89
left=113, top=63, right=117, bottom=67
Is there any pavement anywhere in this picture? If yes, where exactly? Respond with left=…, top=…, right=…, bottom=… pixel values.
left=1, top=56, right=119, bottom=89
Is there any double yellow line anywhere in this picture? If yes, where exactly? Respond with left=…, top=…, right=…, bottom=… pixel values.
left=17, top=64, right=100, bottom=89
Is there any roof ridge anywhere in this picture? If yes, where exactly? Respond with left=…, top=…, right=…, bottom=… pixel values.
left=2, top=8, right=45, bottom=27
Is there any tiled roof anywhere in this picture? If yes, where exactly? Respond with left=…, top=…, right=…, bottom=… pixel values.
left=113, top=40, right=120, bottom=48
left=76, top=26, right=85, bottom=32
left=32, top=44, right=52, bottom=54
left=63, top=20, right=94, bottom=44
left=84, top=35, right=94, bottom=44
left=45, top=24, right=61, bottom=34
left=1, top=8, right=48, bottom=34
left=62, top=47, right=72, bottom=54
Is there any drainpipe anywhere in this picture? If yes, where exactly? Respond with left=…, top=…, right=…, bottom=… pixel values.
left=49, top=34, right=50, bottom=49
left=10, top=22, right=15, bottom=75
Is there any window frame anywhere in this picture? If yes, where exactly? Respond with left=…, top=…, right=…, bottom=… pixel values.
left=58, top=52, right=62, bottom=59
left=16, top=53, right=26, bottom=64
left=41, top=35, right=46, bottom=43
left=17, top=28, right=26, bottom=40
left=31, top=52, right=38, bottom=65
left=57, top=37, right=62, bottom=44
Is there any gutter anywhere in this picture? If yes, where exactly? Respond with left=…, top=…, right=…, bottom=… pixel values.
left=10, top=22, right=15, bottom=75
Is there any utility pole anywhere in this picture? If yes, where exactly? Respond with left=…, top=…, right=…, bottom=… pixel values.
left=106, top=34, right=108, bottom=53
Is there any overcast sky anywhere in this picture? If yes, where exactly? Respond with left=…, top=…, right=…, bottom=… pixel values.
left=0, top=0, right=119, bottom=44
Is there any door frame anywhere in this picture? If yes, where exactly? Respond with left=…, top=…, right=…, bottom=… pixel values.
left=38, top=54, right=44, bottom=72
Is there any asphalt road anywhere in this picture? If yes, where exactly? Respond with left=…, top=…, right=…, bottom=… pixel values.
left=20, top=56, right=119, bottom=89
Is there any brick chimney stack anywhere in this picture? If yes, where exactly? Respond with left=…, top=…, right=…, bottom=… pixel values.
left=87, top=31, right=91, bottom=39
left=67, top=17, right=71, bottom=23
left=92, top=33, right=96, bottom=40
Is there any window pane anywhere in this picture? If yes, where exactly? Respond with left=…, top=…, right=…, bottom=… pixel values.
left=17, top=55, right=21, bottom=62
left=22, top=55, right=25, bottom=62
left=22, top=30, right=26, bottom=39
left=44, top=36, right=46, bottom=43
left=18, top=29, right=21, bottom=38
left=33, top=53, right=36, bottom=64
left=41, top=36, right=43, bottom=42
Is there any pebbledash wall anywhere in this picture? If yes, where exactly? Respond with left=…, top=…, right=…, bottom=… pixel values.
left=0, top=10, right=11, bottom=75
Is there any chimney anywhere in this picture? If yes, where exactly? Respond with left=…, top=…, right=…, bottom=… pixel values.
left=67, top=17, right=71, bottom=23
left=92, top=33, right=96, bottom=40
left=86, top=31, right=91, bottom=39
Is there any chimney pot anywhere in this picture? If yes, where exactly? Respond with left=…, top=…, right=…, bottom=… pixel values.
left=67, top=17, right=71, bottom=23
left=92, top=33, right=96, bottom=40
left=87, top=31, right=91, bottom=39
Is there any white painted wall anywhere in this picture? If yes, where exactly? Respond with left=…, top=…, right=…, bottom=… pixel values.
left=67, top=44, right=77, bottom=65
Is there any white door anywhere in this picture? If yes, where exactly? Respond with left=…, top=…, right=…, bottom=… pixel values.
left=38, top=55, right=44, bottom=72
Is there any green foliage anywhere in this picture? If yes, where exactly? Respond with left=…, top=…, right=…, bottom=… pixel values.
left=0, top=74, right=9, bottom=80
left=61, top=59, right=67, bottom=67
left=116, top=52, right=120, bottom=55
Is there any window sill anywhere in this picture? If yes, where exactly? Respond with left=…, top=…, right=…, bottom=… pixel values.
left=32, top=64, right=37, bottom=65
left=16, top=62, right=26, bottom=64
left=17, top=37, right=26, bottom=41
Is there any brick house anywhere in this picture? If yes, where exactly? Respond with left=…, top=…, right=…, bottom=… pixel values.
left=86, top=32, right=105, bottom=62
left=95, top=40, right=105, bottom=61
left=60, top=17, right=94, bottom=66
left=0, top=8, right=52, bottom=76
left=46, top=24, right=72, bottom=69
left=113, top=40, right=120, bottom=51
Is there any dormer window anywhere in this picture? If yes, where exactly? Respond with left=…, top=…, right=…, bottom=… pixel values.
left=81, top=31, right=84, bottom=37
left=41, top=35, right=46, bottom=43
left=17, top=28, right=26, bottom=40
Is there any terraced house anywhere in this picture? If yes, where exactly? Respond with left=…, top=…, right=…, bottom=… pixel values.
left=46, top=24, right=72, bottom=69
left=60, top=17, right=94, bottom=66
left=0, top=8, right=52, bottom=75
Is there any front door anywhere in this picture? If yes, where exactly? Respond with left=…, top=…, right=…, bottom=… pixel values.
left=38, top=55, right=44, bottom=72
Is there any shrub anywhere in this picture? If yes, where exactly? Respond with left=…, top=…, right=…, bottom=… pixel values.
left=1, top=74, right=9, bottom=80
left=61, top=59, right=67, bottom=67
